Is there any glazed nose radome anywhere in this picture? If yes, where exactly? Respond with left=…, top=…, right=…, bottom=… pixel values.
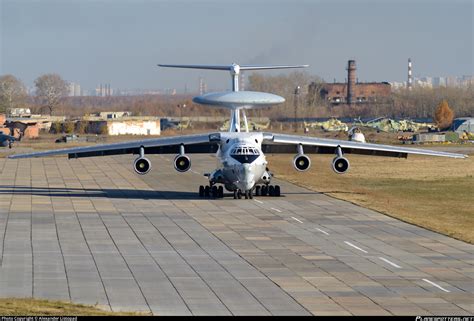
left=239, top=163, right=255, bottom=191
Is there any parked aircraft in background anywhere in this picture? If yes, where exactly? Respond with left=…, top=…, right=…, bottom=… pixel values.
left=9, top=63, right=467, bottom=199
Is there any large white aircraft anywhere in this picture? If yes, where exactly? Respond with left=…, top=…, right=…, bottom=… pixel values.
left=9, top=64, right=467, bottom=199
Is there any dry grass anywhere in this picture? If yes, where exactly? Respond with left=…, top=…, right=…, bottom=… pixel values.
left=268, top=151, right=474, bottom=243
left=0, top=298, right=149, bottom=316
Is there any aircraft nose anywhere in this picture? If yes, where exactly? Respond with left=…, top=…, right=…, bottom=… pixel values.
left=238, top=164, right=255, bottom=191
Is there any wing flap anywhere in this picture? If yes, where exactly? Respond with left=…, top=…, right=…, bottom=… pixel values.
left=9, top=133, right=220, bottom=159
left=264, top=133, right=467, bottom=159
left=68, top=143, right=219, bottom=159
left=262, top=143, right=408, bottom=158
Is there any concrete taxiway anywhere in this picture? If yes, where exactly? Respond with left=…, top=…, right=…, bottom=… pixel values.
left=0, top=155, right=472, bottom=315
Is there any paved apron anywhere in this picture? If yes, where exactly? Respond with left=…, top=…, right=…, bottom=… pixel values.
left=0, top=155, right=472, bottom=315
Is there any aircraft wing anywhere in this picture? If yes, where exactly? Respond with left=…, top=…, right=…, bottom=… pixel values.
left=262, top=133, right=468, bottom=159
left=8, top=133, right=221, bottom=159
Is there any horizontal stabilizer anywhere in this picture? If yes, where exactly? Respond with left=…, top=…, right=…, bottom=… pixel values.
left=240, top=64, right=309, bottom=70
left=158, top=64, right=309, bottom=71
left=158, top=64, right=234, bottom=70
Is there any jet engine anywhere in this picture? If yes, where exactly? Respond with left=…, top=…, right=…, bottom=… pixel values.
left=293, top=154, right=311, bottom=172
left=332, top=156, right=350, bottom=174
left=174, top=154, right=191, bottom=172
left=134, top=157, right=151, bottom=175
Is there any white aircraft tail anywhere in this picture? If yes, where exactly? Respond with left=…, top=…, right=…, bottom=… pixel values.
left=158, top=63, right=309, bottom=132
left=158, top=63, right=308, bottom=92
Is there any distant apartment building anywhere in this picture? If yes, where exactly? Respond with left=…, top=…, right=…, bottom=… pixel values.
left=432, top=77, right=446, bottom=87
left=460, top=75, right=473, bottom=87
left=414, top=77, right=433, bottom=88
left=96, top=84, right=113, bottom=96
left=68, top=82, right=81, bottom=96
left=391, top=75, right=472, bottom=89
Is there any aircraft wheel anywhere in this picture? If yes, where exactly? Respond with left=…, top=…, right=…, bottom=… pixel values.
left=233, top=190, right=238, bottom=199
left=218, top=186, right=224, bottom=198
left=269, top=185, right=275, bottom=197
left=244, top=191, right=249, bottom=199
left=261, top=185, right=268, bottom=196
left=237, top=190, right=242, bottom=199
left=204, top=186, right=210, bottom=197
left=248, top=190, right=253, bottom=199
left=274, top=185, right=281, bottom=197
left=199, top=185, right=204, bottom=197
left=211, top=186, right=218, bottom=198
left=255, top=185, right=261, bottom=196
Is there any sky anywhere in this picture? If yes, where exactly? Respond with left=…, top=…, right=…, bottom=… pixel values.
left=1, top=0, right=473, bottom=92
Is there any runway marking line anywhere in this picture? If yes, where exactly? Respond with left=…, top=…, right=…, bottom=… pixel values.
left=344, top=241, right=368, bottom=254
left=271, top=207, right=282, bottom=213
left=254, top=199, right=264, bottom=204
left=291, top=217, right=303, bottom=224
left=379, top=257, right=402, bottom=269
left=422, top=279, right=450, bottom=293
left=315, top=227, right=329, bottom=235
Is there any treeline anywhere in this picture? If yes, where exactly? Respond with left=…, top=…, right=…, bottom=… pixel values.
left=1, top=72, right=473, bottom=120
left=246, top=72, right=474, bottom=119
left=40, top=95, right=224, bottom=118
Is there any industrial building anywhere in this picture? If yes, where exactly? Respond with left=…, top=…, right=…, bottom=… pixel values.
left=452, top=117, right=474, bottom=134
left=82, top=112, right=161, bottom=136
left=0, top=113, right=66, bottom=139
left=318, top=60, right=391, bottom=105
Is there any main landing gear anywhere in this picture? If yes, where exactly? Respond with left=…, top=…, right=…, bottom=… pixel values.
left=199, top=185, right=224, bottom=198
left=198, top=184, right=281, bottom=199
left=254, top=184, right=281, bottom=197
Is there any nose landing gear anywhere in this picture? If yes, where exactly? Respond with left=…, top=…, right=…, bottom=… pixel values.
left=255, top=184, right=280, bottom=197
left=233, top=189, right=253, bottom=199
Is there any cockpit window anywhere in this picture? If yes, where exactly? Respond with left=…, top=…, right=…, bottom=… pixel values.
left=231, top=147, right=260, bottom=155
left=230, top=146, right=260, bottom=163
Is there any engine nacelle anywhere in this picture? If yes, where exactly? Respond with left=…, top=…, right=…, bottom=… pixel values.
left=332, top=156, right=350, bottom=174
left=174, top=154, right=191, bottom=172
left=134, top=157, right=151, bottom=175
left=293, top=154, right=311, bottom=172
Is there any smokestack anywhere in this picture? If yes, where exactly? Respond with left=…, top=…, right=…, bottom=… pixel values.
left=407, top=58, right=413, bottom=90
left=347, top=60, right=356, bottom=105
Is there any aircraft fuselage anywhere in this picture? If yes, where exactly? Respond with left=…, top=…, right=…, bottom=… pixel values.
left=211, top=132, right=269, bottom=193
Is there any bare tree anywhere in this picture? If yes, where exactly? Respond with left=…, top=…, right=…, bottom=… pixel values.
left=0, top=74, right=27, bottom=114
left=35, top=74, right=68, bottom=115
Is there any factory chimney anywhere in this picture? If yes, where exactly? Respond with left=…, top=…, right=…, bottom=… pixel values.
left=407, top=58, right=413, bottom=90
left=346, top=60, right=356, bottom=105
